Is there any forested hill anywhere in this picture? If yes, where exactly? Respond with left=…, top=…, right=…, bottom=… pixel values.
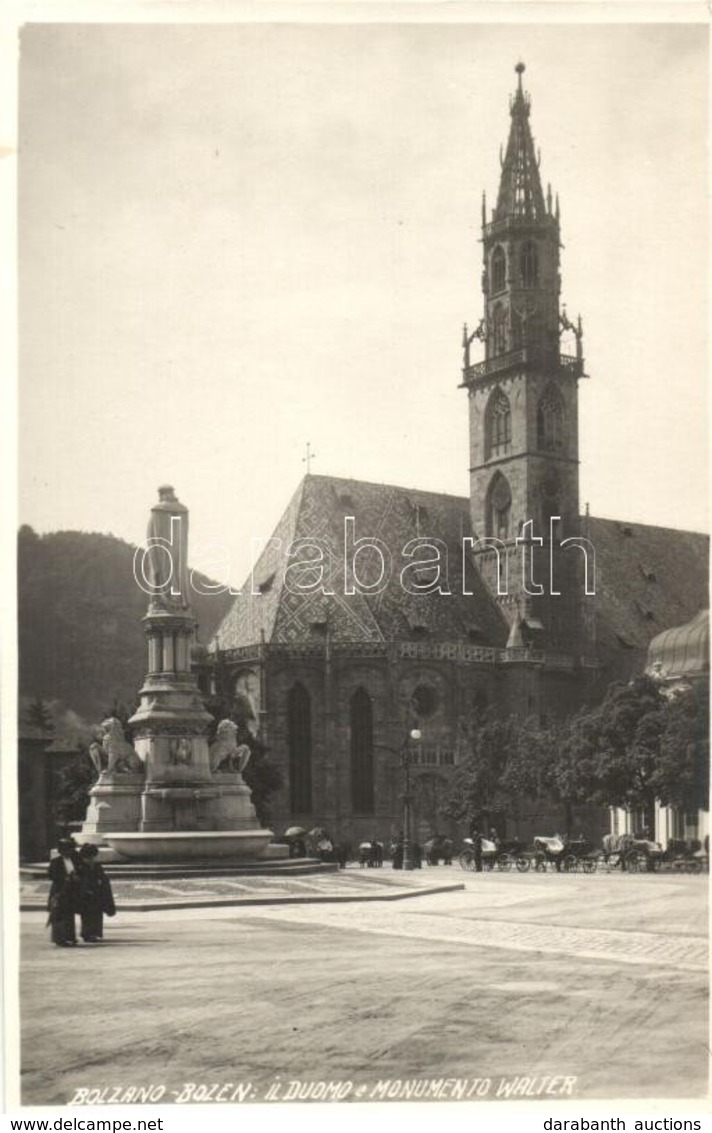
left=18, top=527, right=233, bottom=723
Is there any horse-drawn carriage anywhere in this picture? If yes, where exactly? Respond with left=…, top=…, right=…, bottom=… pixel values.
left=601, top=833, right=664, bottom=873
left=663, top=839, right=707, bottom=874
left=423, top=835, right=454, bottom=865
left=533, top=835, right=597, bottom=873
left=358, top=839, right=384, bottom=867
left=459, top=837, right=530, bottom=872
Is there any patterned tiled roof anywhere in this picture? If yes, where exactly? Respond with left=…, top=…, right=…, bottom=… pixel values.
left=210, top=476, right=709, bottom=669
left=210, top=475, right=508, bottom=651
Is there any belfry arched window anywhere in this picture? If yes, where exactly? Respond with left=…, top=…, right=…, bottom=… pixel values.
left=486, top=472, right=512, bottom=540
left=493, top=304, right=507, bottom=355
left=485, top=388, right=511, bottom=460
left=288, top=682, right=312, bottom=814
left=520, top=242, right=538, bottom=287
left=537, top=384, right=565, bottom=452
left=350, top=687, right=374, bottom=815
left=491, top=246, right=506, bottom=293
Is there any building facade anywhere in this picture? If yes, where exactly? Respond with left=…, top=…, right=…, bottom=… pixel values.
left=200, top=66, right=708, bottom=847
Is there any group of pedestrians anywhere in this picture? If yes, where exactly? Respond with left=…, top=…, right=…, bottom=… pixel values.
left=47, top=837, right=116, bottom=947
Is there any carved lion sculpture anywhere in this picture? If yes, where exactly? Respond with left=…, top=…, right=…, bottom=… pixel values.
left=209, top=719, right=252, bottom=775
left=101, top=717, right=143, bottom=775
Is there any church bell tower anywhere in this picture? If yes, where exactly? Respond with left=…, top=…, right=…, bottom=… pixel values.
left=461, top=63, right=587, bottom=653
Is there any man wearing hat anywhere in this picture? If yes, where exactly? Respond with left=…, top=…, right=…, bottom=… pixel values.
left=47, top=837, right=81, bottom=947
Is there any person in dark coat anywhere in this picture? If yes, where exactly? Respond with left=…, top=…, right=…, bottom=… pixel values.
left=77, top=844, right=116, bottom=942
left=47, top=838, right=81, bottom=947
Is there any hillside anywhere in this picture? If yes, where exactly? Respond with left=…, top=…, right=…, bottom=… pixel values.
left=17, top=527, right=233, bottom=723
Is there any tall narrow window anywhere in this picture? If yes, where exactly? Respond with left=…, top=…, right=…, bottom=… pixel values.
left=485, top=388, right=511, bottom=460
left=288, top=683, right=312, bottom=814
left=537, top=384, right=565, bottom=451
left=486, top=472, right=512, bottom=540
left=491, top=246, right=506, bottom=293
left=493, top=304, right=507, bottom=355
left=350, top=687, right=374, bottom=815
left=520, top=241, right=538, bottom=287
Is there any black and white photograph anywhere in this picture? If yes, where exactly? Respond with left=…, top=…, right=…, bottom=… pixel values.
left=5, top=6, right=709, bottom=1121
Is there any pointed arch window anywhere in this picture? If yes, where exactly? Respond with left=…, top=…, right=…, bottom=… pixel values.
left=288, top=682, right=312, bottom=814
left=485, top=388, right=511, bottom=460
left=350, top=687, right=374, bottom=815
left=520, top=242, right=538, bottom=287
left=493, top=304, right=507, bottom=356
left=491, top=246, right=506, bottom=293
left=537, top=384, right=565, bottom=452
left=486, top=472, right=512, bottom=540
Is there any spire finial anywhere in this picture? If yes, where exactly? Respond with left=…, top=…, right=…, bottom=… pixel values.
left=515, top=61, right=525, bottom=91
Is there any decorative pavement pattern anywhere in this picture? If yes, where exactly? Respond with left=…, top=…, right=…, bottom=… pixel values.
left=233, top=901, right=708, bottom=973
left=20, top=868, right=463, bottom=911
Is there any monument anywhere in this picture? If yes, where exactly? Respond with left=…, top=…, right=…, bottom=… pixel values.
left=78, top=487, right=273, bottom=861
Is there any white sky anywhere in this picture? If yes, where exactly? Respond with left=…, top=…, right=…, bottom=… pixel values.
left=17, top=19, right=709, bottom=585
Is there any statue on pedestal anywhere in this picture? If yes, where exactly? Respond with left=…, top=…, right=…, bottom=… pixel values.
left=209, top=720, right=252, bottom=775
left=90, top=718, right=144, bottom=779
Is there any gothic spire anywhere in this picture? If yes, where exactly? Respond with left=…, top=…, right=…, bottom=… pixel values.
left=493, top=62, right=547, bottom=223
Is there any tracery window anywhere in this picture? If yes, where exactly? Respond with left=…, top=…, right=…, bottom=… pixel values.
left=537, top=384, right=565, bottom=451
left=288, top=682, right=312, bottom=814
left=520, top=241, right=538, bottom=287
left=491, top=246, right=506, bottom=293
left=350, top=687, right=374, bottom=815
left=486, top=472, right=512, bottom=540
left=485, top=388, right=511, bottom=459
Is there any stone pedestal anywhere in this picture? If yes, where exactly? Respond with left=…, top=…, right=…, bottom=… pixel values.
left=206, top=772, right=260, bottom=830
left=79, top=774, right=144, bottom=837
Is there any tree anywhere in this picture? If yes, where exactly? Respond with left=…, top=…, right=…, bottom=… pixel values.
left=548, top=675, right=709, bottom=820
left=52, top=746, right=95, bottom=827
left=23, top=697, right=55, bottom=736
left=442, top=709, right=551, bottom=832
left=651, top=683, right=709, bottom=813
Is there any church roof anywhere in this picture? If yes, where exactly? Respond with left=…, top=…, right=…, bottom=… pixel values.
left=210, top=475, right=509, bottom=652
left=645, top=609, right=709, bottom=683
left=211, top=478, right=709, bottom=675
left=584, top=515, right=709, bottom=682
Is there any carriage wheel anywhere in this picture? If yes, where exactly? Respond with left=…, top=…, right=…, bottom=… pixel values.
left=563, top=854, right=578, bottom=873
left=497, top=852, right=514, bottom=871
left=535, top=857, right=547, bottom=873
left=458, top=851, right=475, bottom=871
left=626, top=851, right=642, bottom=873
left=582, top=857, right=597, bottom=874
left=516, top=855, right=530, bottom=873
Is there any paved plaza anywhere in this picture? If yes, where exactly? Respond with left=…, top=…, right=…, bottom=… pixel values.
left=18, top=867, right=708, bottom=1107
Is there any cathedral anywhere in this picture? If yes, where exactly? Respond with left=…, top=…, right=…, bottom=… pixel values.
left=200, top=65, right=708, bottom=846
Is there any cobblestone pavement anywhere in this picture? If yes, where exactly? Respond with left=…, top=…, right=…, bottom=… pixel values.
left=18, top=870, right=708, bottom=1106
left=238, top=900, right=707, bottom=971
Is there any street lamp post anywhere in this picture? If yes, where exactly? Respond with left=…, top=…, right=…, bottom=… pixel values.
left=401, top=728, right=421, bottom=871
